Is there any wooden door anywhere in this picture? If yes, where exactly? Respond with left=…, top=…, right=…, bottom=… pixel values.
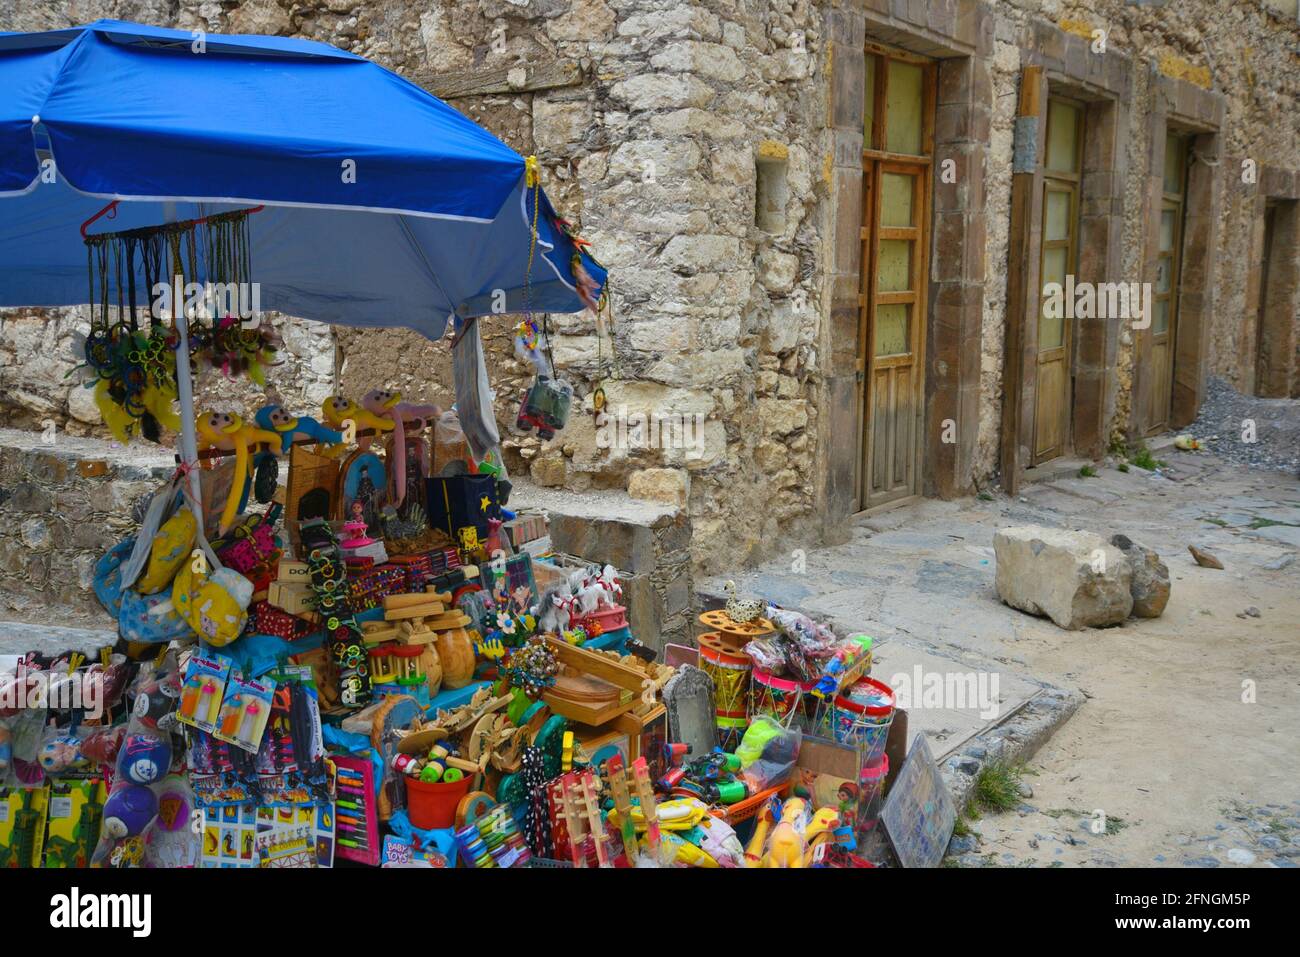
left=857, top=47, right=933, bottom=510
left=1147, top=132, right=1186, bottom=434
left=1032, top=98, right=1083, bottom=464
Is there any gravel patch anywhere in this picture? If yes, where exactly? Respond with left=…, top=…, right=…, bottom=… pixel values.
left=1184, top=377, right=1300, bottom=475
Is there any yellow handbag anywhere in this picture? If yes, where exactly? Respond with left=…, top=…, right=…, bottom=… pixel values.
left=136, top=509, right=197, bottom=595
left=171, top=560, right=254, bottom=647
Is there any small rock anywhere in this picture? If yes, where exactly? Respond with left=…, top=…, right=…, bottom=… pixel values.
left=1111, top=534, right=1171, bottom=617
left=1227, top=848, right=1257, bottom=865
left=1244, top=606, right=1261, bottom=618
left=1189, top=545, right=1224, bottom=569
left=1259, top=836, right=1284, bottom=851
left=947, top=834, right=977, bottom=855
left=1261, top=553, right=1295, bottom=571
left=1017, top=781, right=1034, bottom=799
left=1186, top=856, right=1221, bottom=868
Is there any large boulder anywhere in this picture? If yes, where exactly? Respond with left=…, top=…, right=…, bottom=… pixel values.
left=993, top=526, right=1133, bottom=629
left=1109, top=534, right=1171, bottom=618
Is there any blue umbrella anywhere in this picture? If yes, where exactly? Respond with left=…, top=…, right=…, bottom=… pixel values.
left=0, top=19, right=606, bottom=552
left=0, top=19, right=606, bottom=329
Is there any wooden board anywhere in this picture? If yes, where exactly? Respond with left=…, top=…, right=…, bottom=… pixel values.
left=385, top=592, right=446, bottom=610
left=384, top=600, right=446, bottom=620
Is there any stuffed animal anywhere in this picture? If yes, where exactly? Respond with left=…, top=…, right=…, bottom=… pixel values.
left=196, top=411, right=283, bottom=534
left=253, top=402, right=344, bottom=454
left=361, top=389, right=440, bottom=505
left=322, top=396, right=392, bottom=452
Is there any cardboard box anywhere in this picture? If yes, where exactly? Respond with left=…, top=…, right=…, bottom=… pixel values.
left=268, top=581, right=314, bottom=615
left=277, top=561, right=312, bottom=583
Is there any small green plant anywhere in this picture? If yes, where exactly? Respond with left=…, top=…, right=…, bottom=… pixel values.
left=978, top=491, right=994, bottom=501
left=1249, top=517, right=1297, bottom=530
left=1079, top=465, right=1098, bottom=478
left=1203, top=516, right=1229, bottom=527
left=952, top=816, right=974, bottom=838
left=1117, top=463, right=1129, bottom=473
left=972, top=761, right=1025, bottom=815
left=1130, top=445, right=1164, bottom=471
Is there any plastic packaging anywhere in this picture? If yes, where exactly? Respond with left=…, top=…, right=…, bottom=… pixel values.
left=90, top=651, right=186, bottom=868
left=735, top=714, right=801, bottom=792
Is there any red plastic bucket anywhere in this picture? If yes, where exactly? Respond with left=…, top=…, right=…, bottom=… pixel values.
left=406, top=773, right=474, bottom=829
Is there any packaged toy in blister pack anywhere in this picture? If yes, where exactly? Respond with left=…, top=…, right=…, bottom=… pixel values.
left=187, top=728, right=258, bottom=808
left=253, top=666, right=331, bottom=807
left=0, top=783, right=49, bottom=867
left=43, top=778, right=108, bottom=868
left=300, top=518, right=371, bottom=708
left=213, top=673, right=275, bottom=753
left=177, top=652, right=232, bottom=734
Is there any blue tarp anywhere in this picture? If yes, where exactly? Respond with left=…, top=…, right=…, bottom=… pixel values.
left=0, top=20, right=605, bottom=336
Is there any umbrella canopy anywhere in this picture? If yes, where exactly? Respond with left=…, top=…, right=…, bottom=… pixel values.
left=0, top=19, right=605, bottom=335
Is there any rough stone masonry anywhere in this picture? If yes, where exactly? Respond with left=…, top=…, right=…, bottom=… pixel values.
left=1, top=0, right=1296, bottom=582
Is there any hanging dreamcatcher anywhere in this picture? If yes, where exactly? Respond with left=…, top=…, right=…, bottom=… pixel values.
left=73, top=208, right=279, bottom=445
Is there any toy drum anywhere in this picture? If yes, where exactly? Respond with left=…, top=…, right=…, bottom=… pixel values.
left=749, top=669, right=802, bottom=725
left=817, top=677, right=895, bottom=765
left=698, top=634, right=751, bottom=720
left=715, top=715, right=748, bottom=753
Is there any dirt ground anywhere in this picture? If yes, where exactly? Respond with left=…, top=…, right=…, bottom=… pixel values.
left=703, top=442, right=1300, bottom=868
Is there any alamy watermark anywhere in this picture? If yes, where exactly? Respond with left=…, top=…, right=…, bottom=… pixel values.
left=888, top=665, right=1001, bottom=720
left=1042, top=276, right=1153, bottom=330
left=151, top=278, right=262, bottom=328
left=595, top=405, right=706, bottom=458
left=1, top=664, right=104, bottom=719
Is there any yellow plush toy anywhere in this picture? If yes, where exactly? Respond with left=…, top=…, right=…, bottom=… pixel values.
left=322, top=395, right=392, bottom=452
left=170, top=560, right=254, bottom=647
left=136, top=509, right=197, bottom=595
left=196, top=411, right=283, bottom=534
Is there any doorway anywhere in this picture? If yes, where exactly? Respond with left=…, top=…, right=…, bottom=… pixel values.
left=1145, top=131, right=1188, bottom=435
left=1032, top=97, right=1084, bottom=464
left=857, top=45, right=934, bottom=511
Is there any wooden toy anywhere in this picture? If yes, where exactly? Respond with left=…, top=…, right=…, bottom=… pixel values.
left=540, top=637, right=647, bottom=726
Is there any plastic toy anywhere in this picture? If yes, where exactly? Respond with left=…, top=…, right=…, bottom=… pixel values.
left=362, top=389, right=439, bottom=505
left=322, top=395, right=392, bottom=451
left=116, top=732, right=172, bottom=785
left=196, top=410, right=283, bottom=533
left=254, top=402, right=344, bottom=454
left=101, top=784, right=158, bottom=838
left=515, top=375, right=572, bottom=440
left=0, top=725, right=12, bottom=775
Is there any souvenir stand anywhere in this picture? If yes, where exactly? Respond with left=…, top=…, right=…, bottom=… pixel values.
left=0, top=21, right=923, bottom=870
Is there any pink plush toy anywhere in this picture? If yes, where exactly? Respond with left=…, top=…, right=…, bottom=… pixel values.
left=361, top=389, right=440, bottom=505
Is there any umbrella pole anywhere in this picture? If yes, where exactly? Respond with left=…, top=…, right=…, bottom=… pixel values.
left=172, top=278, right=204, bottom=531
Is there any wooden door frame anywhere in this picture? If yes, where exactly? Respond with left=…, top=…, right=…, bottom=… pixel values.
left=854, top=45, right=935, bottom=513
left=1030, top=96, right=1084, bottom=465
left=1145, top=132, right=1188, bottom=436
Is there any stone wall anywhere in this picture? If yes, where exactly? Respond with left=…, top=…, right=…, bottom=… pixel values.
left=0, top=428, right=170, bottom=624
left=1, top=0, right=1297, bottom=580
